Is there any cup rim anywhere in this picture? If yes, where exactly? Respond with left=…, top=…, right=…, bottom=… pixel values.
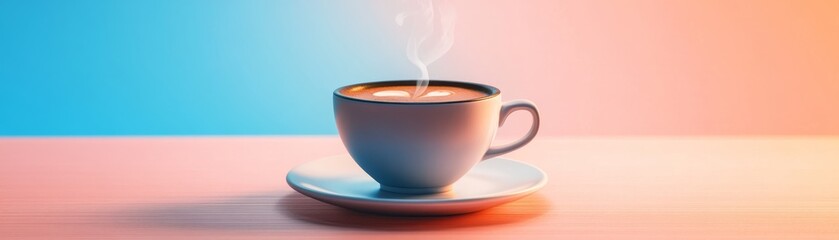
left=333, top=80, right=501, bottom=105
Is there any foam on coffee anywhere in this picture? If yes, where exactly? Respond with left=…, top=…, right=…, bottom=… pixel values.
left=341, top=85, right=488, bottom=103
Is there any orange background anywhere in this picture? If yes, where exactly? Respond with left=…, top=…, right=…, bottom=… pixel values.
left=430, top=0, right=839, bottom=136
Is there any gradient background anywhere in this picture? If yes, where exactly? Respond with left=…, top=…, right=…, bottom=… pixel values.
left=1, top=0, right=838, bottom=136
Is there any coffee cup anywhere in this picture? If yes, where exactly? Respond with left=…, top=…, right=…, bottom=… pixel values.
left=334, top=80, right=539, bottom=194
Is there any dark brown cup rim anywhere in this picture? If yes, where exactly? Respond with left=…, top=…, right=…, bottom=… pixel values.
left=333, top=80, right=501, bottom=105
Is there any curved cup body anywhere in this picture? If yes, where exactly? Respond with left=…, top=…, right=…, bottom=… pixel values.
left=334, top=80, right=538, bottom=194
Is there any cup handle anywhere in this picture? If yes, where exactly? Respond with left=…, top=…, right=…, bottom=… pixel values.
left=483, top=100, right=540, bottom=160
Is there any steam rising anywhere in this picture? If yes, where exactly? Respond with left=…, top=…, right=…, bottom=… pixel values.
left=396, top=0, right=457, bottom=97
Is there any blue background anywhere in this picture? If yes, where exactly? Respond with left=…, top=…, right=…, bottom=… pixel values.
left=0, top=0, right=418, bottom=135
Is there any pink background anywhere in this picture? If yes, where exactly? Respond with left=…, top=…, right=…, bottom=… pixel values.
left=428, top=0, right=839, bottom=136
left=2, top=2, right=838, bottom=238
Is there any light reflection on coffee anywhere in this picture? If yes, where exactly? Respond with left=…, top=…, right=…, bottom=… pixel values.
left=372, top=90, right=454, bottom=98
left=342, top=85, right=487, bottom=103
left=420, top=90, right=453, bottom=97
left=372, top=90, right=411, bottom=97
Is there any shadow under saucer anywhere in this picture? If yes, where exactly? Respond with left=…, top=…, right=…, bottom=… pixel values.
left=279, top=191, right=551, bottom=231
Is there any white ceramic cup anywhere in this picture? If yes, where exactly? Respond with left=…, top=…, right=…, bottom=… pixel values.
left=334, top=80, right=539, bottom=194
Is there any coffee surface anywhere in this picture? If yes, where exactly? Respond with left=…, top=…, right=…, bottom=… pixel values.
left=341, top=85, right=488, bottom=103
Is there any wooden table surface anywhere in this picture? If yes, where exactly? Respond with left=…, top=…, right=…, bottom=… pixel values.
left=2, top=136, right=838, bottom=239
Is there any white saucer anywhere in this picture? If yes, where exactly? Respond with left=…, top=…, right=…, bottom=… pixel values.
left=286, top=155, right=547, bottom=216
